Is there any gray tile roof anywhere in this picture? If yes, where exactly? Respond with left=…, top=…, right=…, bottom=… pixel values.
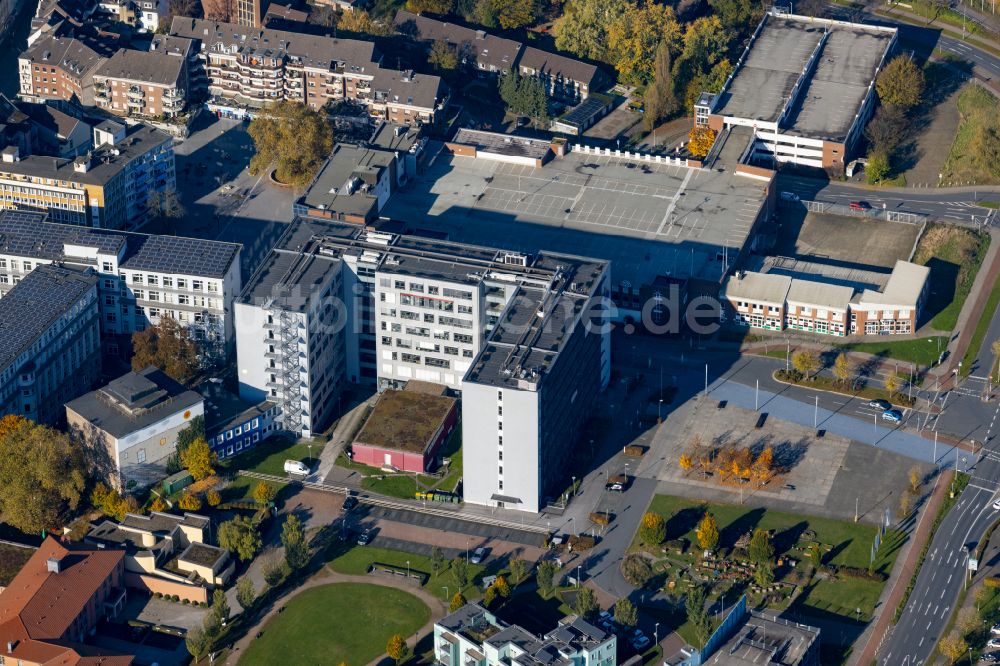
left=0, top=211, right=241, bottom=279
left=394, top=10, right=522, bottom=72
left=518, top=46, right=597, bottom=85
left=95, top=48, right=184, bottom=87
left=169, top=16, right=378, bottom=72
left=371, top=68, right=442, bottom=110
left=22, top=34, right=106, bottom=78
left=0, top=264, right=97, bottom=372
left=64, top=366, right=203, bottom=440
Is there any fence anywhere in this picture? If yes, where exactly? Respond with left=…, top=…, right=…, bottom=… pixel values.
left=568, top=143, right=693, bottom=168
left=237, top=470, right=551, bottom=535
left=784, top=199, right=928, bottom=225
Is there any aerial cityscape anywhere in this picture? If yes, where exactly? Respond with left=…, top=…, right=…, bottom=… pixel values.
left=0, top=0, right=998, bottom=663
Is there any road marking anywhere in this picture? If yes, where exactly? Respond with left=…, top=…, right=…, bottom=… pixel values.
left=947, top=573, right=953, bottom=584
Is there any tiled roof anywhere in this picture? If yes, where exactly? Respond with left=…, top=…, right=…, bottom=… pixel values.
left=95, top=48, right=184, bottom=87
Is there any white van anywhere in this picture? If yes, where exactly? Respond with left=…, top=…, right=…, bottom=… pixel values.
left=284, top=460, right=310, bottom=476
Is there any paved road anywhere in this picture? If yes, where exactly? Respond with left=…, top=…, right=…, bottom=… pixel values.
left=776, top=173, right=996, bottom=227
left=878, top=448, right=1000, bottom=665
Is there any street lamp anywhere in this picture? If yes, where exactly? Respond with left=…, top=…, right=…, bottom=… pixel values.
left=443, top=586, right=449, bottom=600
left=466, top=538, right=471, bottom=565
left=571, top=517, right=577, bottom=535
left=658, top=398, right=663, bottom=422
left=406, top=560, right=410, bottom=581
left=577, top=565, right=582, bottom=588
left=572, top=476, right=577, bottom=497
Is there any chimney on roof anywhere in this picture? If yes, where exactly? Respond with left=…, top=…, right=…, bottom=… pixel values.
left=73, top=153, right=90, bottom=173
left=46, top=556, right=61, bottom=574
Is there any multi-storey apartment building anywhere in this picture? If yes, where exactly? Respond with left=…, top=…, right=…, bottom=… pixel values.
left=18, top=34, right=107, bottom=106
left=93, top=49, right=187, bottom=119
left=434, top=604, right=617, bottom=666
left=720, top=260, right=930, bottom=337
left=0, top=263, right=100, bottom=424
left=0, top=120, right=175, bottom=230
left=0, top=209, right=242, bottom=360
left=235, top=217, right=610, bottom=508
left=169, top=17, right=446, bottom=122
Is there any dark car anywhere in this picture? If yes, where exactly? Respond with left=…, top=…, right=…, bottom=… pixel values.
left=356, top=529, right=372, bottom=546
left=470, top=547, right=488, bottom=564
left=868, top=399, right=892, bottom=410
left=343, top=496, right=358, bottom=511
left=881, top=408, right=903, bottom=423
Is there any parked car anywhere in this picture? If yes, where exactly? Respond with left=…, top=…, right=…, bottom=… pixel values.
left=780, top=191, right=800, bottom=202
left=987, top=637, right=1000, bottom=649
left=849, top=201, right=872, bottom=211
left=605, top=475, right=631, bottom=492
left=470, top=547, right=487, bottom=564
left=284, top=459, right=310, bottom=476
left=356, top=529, right=372, bottom=546
left=631, top=635, right=651, bottom=650
left=993, top=498, right=1000, bottom=511
left=881, top=409, right=903, bottom=423
left=982, top=651, right=1000, bottom=663
left=342, top=496, right=358, bottom=511
left=598, top=610, right=613, bottom=623
left=991, top=623, right=1000, bottom=635
left=868, top=399, right=892, bottom=410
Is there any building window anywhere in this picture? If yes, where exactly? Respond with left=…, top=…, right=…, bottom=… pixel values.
left=137, top=449, right=146, bottom=463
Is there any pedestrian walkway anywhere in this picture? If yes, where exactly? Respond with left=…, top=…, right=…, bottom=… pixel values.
left=707, top=381, right=973, bottom=470
left=314, top=396, right=374, bottom=483
left=851, top=469, right=953, bottom=666
left=223, top=567, right=447, bottom=666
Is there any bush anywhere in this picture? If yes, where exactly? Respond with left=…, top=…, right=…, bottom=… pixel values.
left=621, top=554, right=654, bottom=587
left=171, top=595, right=180, bottom=602
left=206, top=490, right=222, bottom=507
left=623, top=445, right=645, bottom=457
left=984, top=576, right=1000, bottom=588
left=155, top=592, right=163, bottom=598
left=568, top=534, right=596, bottom=550
left=182, top=598, right=189, bottom=605
left=639, top=512, right=666, bottom=546
left=590, top=512, right=611, bottom=526
left=200, top=602, right=208, bottom=608
left=820, top=564, right=888, bottom=582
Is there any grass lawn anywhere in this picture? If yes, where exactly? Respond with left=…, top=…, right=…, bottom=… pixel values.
left=0, top=543, right=33, bottom=586
left=361, top=473, right=438, bottom=499
left=219, top=436, right=319, bottom=476
left=942, top=85, right=1000, bottom=186
left=961, top=264, right=1000, bottom=377
left=238, top=583, right=429, bottom=666
left=835, top=336, right=949, bottom=367
left=432, top=427, right=463, bottom=493
left=326, top=544, right=487, bottom=596
left=219, top=474, right=287, bottom=504
left=912, top=223, right=989, bottom=332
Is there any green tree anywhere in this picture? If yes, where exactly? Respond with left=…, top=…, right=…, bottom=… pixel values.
left=449, top=590, right=467, bottom=611
left=685, top=585, right=712, bottom=647
left=202, top=610, right=221, bottom=638
left=574, top=586, right=598, bottom=620
left=431, top=546, right=446, bottom=575
left=553, top=0, right=629, bottom=62
left=884, top=370, right=902, bottom=399
left=218, top=515, right=263, bottom=561
left=428, top=39, right=459, bottom=72
left=493, top=574, right=511, bottom=598
left=673, top=16, right=728, bottom=109
left=471, top=0, right=498, bottom=26
left=281, top=514, right=309, bottom=570
left=614, top=598, right=638, bottom=627
left=639, top=512, right=667, bottom=545
left=212, top=588, right=230, bottom=623
left=607, top=2, right=681, bottom=84
left=386, top=633, right=411, bottom=664
left=876, top=56, right=925, bottom=110
left=537, top=559, right=557, bottom=597
left=178, top=491, right=202, bottom=511
left=451, top=557, right=469, bottom=590
left=0, top=419, right=87, bottom=534
left=791, top=349, right=821, bottom=377
left=337, top=9, right=389, bottom=34
left=248, top=101, right=333, bottom=188
left=695, top=512, right=719, bottom=552
left=866, top=151, right=891, bottom=184
left=492, top=0, right=537, bottom=29
left=146, top=189, right=185, bottom=230
left=174, top=415, right=205, bottom=468
left=130, top=315, right=201, bottom=383
left=938, top=631, right=968, bottom=664
left=406, top=0, right=452, bottom=13
left=206, top=489, right=222, bottom=507
left=832, top=352, right=853, bottom=386
left=754, top=562, right=774, bottom=587
left=180, top=437, right=217, bottom=481
left=508, top=556, right=529, bottom=586
left=253, top=481, right=277, bottom=507
left=865, top=105, right=907, bottom=157
left=185, top=627, right=209, bottom=662
left=236, top=575, right=256, bottom=611
left=262, top=555, right=287, bottom=587
left=709, top=0, right=765, bottom=33
left=748, top=528, right=775, bottom=566
left=483, top=584, right=497, bottom=608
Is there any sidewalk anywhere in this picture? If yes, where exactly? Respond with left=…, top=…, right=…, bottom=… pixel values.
left=313, top=395, right=374, bottom=483
left=851, top=469, right=954, bottom=666
left=928, top=229, right=1000, bottom=390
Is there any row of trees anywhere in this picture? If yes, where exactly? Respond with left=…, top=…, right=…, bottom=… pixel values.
left=865, top=56, right=926, bottom=184
left=788, top=349, right=908, bottom=399
left=497, top=72, right=549, bottom=124
left=407, top=0, right=549, bottom=30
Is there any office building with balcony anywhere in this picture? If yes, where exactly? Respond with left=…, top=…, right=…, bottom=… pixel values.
left=433, top=603, right=617, bottom=666
left=93, top=49, right=188, bottom=119
left=18, top=34, right=107, bottom=106
left=0, top=120, right=175, bottom=230
left=0, top=263, right=101, bottom=424
left=0, top=209, right=242, bottom=360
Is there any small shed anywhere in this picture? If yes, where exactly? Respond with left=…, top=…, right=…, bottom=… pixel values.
left=162, top=470, right=193, bottom=495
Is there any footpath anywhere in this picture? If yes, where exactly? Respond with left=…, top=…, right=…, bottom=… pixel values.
left=851, top=469, right=954, bottom=666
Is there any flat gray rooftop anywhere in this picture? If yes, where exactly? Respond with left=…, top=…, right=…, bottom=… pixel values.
left=714, top=18, right=825, bottom=123
left=708, top=612, right=819, bottom=665
left=785, top=28, right=894, bottom=141
left=383, top=150, right=768, bottom=285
